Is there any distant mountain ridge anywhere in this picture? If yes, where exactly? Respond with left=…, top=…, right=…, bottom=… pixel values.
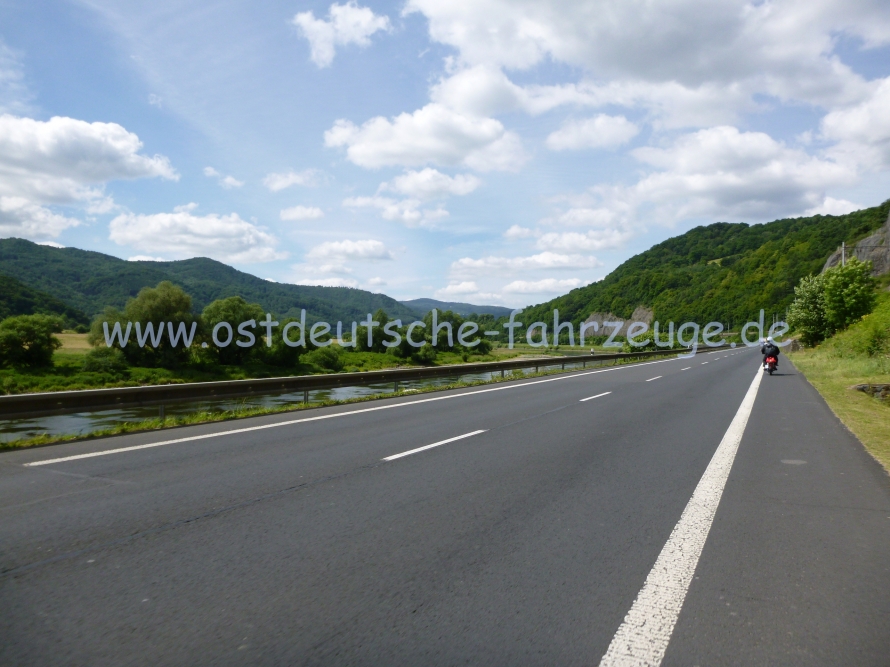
left=399, top=298, right=514, bottom=318
left=0, top=239, right=417, bottom=322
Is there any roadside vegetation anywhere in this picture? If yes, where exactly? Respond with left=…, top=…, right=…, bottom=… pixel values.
left=787, top=260, right=890, bottom=471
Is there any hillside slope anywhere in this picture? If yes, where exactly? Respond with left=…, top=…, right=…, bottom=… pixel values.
left=0, top=239, right=417, bottom=322
left=400, top=298, right=514, bottom=318
left=0, top=274, right=89, bottom=325
left=522, top=199, right=890, bottom=328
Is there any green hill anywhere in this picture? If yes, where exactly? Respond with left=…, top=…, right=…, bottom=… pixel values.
left=0, top=274, right=89, bottom=326
left=0, top=239, right=417, bottom=322
left=522, top=199, right=890, bottom=329
left=400, top=298, right=514, bottom=318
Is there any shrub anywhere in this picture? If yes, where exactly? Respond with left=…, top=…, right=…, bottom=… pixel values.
left=303, top=347, right=344, bottom=372
left=81, top=347, right=129, bottom=375
left=823, top=257, right=876, bottom=331
left=0, top=314, right=63, bottom=368
left=787, top=273, right=830, bottom=346
left=201, top=296, right=265, bottom=365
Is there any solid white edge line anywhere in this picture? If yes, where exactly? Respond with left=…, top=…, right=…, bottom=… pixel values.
left=382, top=430, right=487, bottom=461
left=646, top=376, right=662, bottom=382
left=598, top=366, right=764, bottom=667
left=580, top=391, right=612, bottom=402
left=23, top=355, right=681, bottom=467
left=680, top=367, right=691, bottom=371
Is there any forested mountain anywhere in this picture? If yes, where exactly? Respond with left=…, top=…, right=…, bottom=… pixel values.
left=521, top=199, right=890, bottom=329
left=400, top=298, right=514, bottom=318
left=0, top=239, right=417, bottom=322
left=0, top=274, right=89, bottom=325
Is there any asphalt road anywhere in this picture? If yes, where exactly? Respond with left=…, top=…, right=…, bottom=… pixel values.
left=1, top=348, right=888, bottom=666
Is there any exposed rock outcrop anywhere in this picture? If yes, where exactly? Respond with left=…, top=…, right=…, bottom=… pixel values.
left=582, top=306, right=654, bottom=336
left=822, top=212, right=890, bottom=276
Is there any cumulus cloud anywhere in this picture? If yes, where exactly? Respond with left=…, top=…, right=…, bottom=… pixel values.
left=293, top=275, right=360, bottom=288
left=536, top=230, right=633, bottom=252
left=502, top=278, right=587, bottom=294
left=546, top=114, right=639, bottom=150
left=293, top=2, right=390, bottom=68
left=128, top=255, right=168, bottom=262
left=203, top=166, right=243, bottom=189
left=821, top=76, right=890, bottom=170
left=406, top=0, right=884, bottom=110
left=504, top=224, right=534, bottom=239
left=109, top=210, right=284, bottom=264
left=451, top=252, right=602, bottom=277
left=0, top=115, right=177, bottom=206
left=324, top=103, right=526, bottom=171
left=280, top=205, right=325, bottom=221
left=626, top=125, right=856, bottom=221
left=380, top=168, right=481, bottom=199
left=262, top=168, right=325, bottom=191
left=344, top=195, right=448, bottom=227
left=803, top=197, right=863, bottom=217
left=434, top=281, right=501, bottom=302
left=0, top=196, right=80, bottom=241
left=305, top=238, right=394, bottom=261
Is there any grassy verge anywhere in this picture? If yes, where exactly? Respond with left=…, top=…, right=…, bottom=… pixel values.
left=0, top=354, right=673, bottom=452
left=788, top=293, right=890, bottom=472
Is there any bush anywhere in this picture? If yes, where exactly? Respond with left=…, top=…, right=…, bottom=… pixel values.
left=81, top=347, right=129, bottom=375
left=0, top=314, right=63, bottom=368
left=823, top=257, right=876, bottom=331
left=787, top=273, right=830, bottom=347
left=303, top=347, right=344, bottom=372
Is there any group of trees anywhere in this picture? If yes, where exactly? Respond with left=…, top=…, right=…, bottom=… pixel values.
left=82, top=281, right=492, bottom=371
left=787, top=258, right=877, bottom=346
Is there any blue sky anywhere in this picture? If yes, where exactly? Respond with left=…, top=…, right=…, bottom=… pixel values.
left=1, top=0, right=889, bottom=307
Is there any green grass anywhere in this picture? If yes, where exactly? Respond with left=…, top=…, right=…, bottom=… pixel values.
left=789, top=292, right=890, bottom=472
left=0, top=354, right=676, bottom=452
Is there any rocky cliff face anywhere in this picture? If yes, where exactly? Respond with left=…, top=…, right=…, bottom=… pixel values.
left=822, top=212, right=890, bottom=276
left=582, top=306, right=654, bottom=336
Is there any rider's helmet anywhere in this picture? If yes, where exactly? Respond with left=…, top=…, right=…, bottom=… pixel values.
left=767, top=336, right=774, bottom=344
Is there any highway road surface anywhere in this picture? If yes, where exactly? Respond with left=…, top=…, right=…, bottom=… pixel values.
left=1, top=348, right=889, bottom=666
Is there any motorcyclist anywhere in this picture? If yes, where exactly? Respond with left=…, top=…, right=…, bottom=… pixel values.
left=761, top=336, right=780, bottom=369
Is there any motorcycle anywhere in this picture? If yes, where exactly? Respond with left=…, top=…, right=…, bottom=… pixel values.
left=764, top=355, right=777, bottom=375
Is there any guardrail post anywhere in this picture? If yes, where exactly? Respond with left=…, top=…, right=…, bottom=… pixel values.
left=303, top=390, right=309, bottom=404
left=159, top=404, right=164, bottom=421
left=501, top=369, right=505, bottom=378
left=394, top=381, right=400, bottom=393
left=561, top=362, right=565, bottom=370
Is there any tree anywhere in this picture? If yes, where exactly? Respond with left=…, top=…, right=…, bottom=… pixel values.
left=201, top=296, right=265, bottom=365
left=90, top=281, right=199, bottom=368
left=787, top=273, right=829, bottom=347
left=0, top=314, right=63, bottom=368
left=823, top=257, right=876, bottom=332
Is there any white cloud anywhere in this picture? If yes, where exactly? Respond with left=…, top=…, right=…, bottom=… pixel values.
left=325, top=103, right=526, bottom=171
left=380, top=168, right=481, bottom=199
left=37, top=241, right=65, bottom=248
left=148, top=94, right=162, bottom=108
left=293, top=276, right=360, bottom=288
left=406, top=0, right=885, bottom=111
left=204, top=166, right=244, bottom=189
left=536, top=230, right=632, bottom=252
left=109, top=210, right=284, bottom=263
left=0, top=196, right=80, bottom=241
left=367, top=276, right=386, bottom=286
left=437, top=281, right=479, bottom=295
left=821, top=76, right=890, bottom=170
left=0, top=115, right=176, bottom=205
left=625, top=125, right=856, bottom=221
left=803, top=197, right=863, bottom=217
left=174, top=202, right=198, bottom=213
left=280, top=205, right=325, bottom=221
left=262, top=168, right=325, bottom=191
left=293, top=2, right=391, bottom=68
left=504, top=224, right=534, bottom=239
left=502, top=278, right=587, bottom=294
left=451, top=252, right=602, bottom=277
left=305, top=238, right=394, bottom=261
left=344, top=195, right=448, bottom=227
left=546, top=114, right=639, bottom=150
left=127, top=255, right=168, bottom=262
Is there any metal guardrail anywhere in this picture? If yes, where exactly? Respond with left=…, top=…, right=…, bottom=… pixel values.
left=0, top=345, right=726, bottom=419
